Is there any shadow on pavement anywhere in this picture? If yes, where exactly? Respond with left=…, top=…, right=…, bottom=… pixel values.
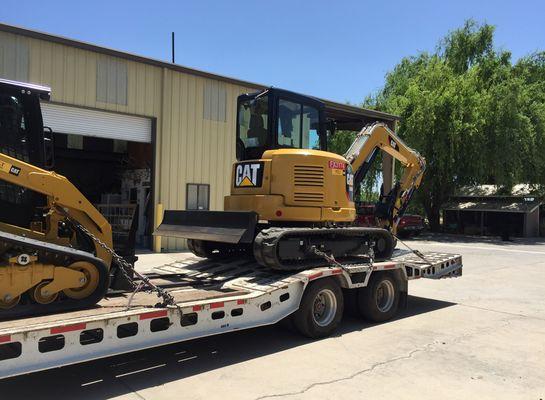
left=0, top=295, right=455, bottom=399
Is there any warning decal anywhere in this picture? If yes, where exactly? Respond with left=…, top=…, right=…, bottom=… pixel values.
left=0, top=161, right=12, bottom=174
left=329, top=160, right=346, bottom=175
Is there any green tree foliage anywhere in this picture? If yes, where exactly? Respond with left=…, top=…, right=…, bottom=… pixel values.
left=365, top=20, right=545, bottom=230
left=327, top=130, right=382, bottom=201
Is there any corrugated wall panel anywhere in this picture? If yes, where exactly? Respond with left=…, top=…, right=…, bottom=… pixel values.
left=156, top=71, right=253, bottom=250
left=0, top=31, right=29, bottom=81
left=26, top=36, right=162, bottom=117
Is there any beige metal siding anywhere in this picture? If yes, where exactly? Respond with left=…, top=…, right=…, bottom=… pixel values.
left=0, top=31, right=29, bottom=81
left=3, top=32, right=253, bottom=250
left=96, top=55, right=128, bottom=105
left=203, top=80, right=227, bottom=122
left=27, top=37, right=163, bottom=116
left=158, top=71, right=252, bottom=249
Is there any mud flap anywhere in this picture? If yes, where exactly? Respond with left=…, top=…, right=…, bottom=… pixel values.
left=154, top=210, right=258, bottom=244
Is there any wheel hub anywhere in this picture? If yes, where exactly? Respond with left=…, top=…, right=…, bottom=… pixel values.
left=312, top=288, right=337, bottom=327
left=0, top=294, right=20, bottom=309
left=30, top=281, right=59, bottom=305
left=376, top=279, right=395, bottom=313
left=62, top=261, right=100, bottom=299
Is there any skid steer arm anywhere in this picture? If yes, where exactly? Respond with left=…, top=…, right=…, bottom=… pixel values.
left=0, top=153, right=113, bottom=266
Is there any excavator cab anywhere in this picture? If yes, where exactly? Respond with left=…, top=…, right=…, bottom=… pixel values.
left=236, top=88, right=328, bottom=160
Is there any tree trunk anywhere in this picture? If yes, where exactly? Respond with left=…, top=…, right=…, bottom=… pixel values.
left=422, top=197, right=442, bottom=232
left=428, top=206, right=441, bottom=232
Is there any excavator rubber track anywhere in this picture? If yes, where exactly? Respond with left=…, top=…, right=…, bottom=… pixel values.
left=253, top=226, right=395, bottom=271
left=0, top=231, right=110, bottom=320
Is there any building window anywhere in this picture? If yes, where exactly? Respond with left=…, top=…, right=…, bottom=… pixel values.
left=186, top=184, right=210, bottom=210
left=96, top=56, right=128, bottom=105
left=67, top=134, right=83, bottom=150
left=113, top=139, right=128, bottom=153
left=203, top=81, right=227, bottom=122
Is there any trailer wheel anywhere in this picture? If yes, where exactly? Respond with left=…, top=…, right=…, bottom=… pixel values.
left=293, top=278, right=344, bottom=339
left=357, top=273, right=399, bottom=322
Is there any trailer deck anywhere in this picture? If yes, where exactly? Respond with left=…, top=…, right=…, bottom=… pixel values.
left=0, top=250, right=462, bottom=379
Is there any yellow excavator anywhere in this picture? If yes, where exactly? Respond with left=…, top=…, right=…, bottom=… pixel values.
left=0, top=78, right=137, bottom=318
left=157, top=88, right=426, bottom=270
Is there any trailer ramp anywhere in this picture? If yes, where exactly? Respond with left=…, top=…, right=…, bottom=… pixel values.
left=392, top=250, right=463, bottom=279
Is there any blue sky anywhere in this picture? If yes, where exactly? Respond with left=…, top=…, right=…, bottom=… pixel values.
left=2, top=0, right=544, bottom=104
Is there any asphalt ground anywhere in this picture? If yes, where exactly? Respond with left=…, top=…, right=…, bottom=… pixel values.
left=1, top=234, right=544, bottom=399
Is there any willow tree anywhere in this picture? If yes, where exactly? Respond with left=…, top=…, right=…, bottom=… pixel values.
left=364, top=20, right=545, bottom=230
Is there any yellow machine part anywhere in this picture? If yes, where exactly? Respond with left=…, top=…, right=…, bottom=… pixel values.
left=0, top=152, right=114, bottom=311
left=225, top=123, right=425, bottom=234
left=226, top=149, right=356, bottom=222
left=0, top=154, right=113, bottom=266
left=0, top=256, right=97, bottom=308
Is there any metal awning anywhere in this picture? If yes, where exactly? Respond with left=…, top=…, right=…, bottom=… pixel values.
left=442, top=200, right=542, bottom=213
left=324, top=102, right=398, bottom=131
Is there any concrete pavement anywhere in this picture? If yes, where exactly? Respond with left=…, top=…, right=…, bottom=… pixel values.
left=1, top=235, right=544, bottom=399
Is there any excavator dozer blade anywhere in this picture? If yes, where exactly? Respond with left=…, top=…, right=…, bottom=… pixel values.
left=154, top=210, right=258, bottom=244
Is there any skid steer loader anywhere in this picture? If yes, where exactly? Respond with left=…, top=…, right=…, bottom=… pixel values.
left=0, top=78, right=133, bottom=318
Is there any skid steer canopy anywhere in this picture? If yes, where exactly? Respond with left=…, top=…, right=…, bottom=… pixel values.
left=154, top=210, right=258, bottom=244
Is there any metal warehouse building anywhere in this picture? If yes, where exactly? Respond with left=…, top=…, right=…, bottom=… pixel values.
left=0, top=23, right=396, bottom=251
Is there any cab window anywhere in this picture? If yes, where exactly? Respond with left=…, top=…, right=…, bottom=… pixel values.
left=277, top=99, right=320, bottom=150
left=238, top=96, right=268, bottom=149
left=303, top=105, right=320, bottom=149
left=0, top=93, right=30, bottom=162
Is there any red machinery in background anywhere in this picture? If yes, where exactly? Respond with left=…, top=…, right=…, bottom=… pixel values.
left=355, top=202, right=424, bottom=238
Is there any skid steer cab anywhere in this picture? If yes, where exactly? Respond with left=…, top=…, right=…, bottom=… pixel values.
left=157, top=87, right=425, bottom=271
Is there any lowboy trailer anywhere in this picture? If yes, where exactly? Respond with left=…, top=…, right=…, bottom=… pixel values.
left=0, top=250, right=462, bottom=379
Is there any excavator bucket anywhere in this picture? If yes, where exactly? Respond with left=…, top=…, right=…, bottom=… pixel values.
left=154, top=210, right=259, bottom=244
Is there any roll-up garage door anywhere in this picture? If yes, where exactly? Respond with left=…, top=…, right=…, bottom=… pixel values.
left=41, top=102, right=152, bottom=143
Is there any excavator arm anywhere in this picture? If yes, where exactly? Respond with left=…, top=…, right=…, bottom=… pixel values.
left=344, top=123, right=426, bottom=233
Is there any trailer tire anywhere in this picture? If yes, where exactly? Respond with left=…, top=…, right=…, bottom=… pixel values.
left=293, top=278, right=344, bottom=339
left=357, top=273, right=399, bottom=322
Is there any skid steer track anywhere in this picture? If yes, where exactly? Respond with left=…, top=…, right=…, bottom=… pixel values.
left=0, top=231, right=110, bottom=320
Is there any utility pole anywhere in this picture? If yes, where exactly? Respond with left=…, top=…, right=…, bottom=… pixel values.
left=171, top=32, right=175, bottom=63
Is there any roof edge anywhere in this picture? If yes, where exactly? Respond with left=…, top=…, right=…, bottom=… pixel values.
left=0, top=22, right=399, bottom=122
